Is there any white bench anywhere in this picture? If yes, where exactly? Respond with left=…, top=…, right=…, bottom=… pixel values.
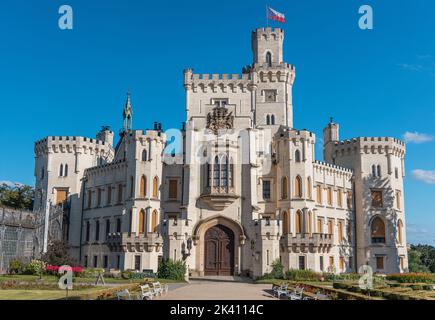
left=288, top=286, right=305, bottom=300
left=115, top=289, right=133, bottom=300
left=272, top=284, right=290, bottom=299
left=139, top=284, right=154, bottom=300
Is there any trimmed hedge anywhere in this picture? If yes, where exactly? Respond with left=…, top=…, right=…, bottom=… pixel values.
left=386, top=273, right=434, bottom=284
left=285, top=269, right=320, bottom=281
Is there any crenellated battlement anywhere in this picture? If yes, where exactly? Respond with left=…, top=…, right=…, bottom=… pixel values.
left=275, top=127, right=316, bottom=144
left=252, top=27, right=284, bottom=40
left=332, top=136, right=406, bottom=158
left=34, top=135, right=114, bottom=157
left=313, top=160, right=354, bottom=176
left=84, top=159, right=127, bottom=177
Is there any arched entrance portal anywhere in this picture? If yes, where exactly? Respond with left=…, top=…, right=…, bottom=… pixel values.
left=204, top=225, right=234, bottom=276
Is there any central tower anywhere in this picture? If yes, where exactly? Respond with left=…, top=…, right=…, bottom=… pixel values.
left=251, top=27, right=295, bottom=129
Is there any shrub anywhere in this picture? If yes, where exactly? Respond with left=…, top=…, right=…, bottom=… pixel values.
left=157, top=258, right=186, bottom=281
left=8, top=258, right=24, bottom=274
left=42, top=240, right=77, bottom=267
left=257, top=259, right=285, bottom=280
left=285, top=269, right=320, bottom=281
left=25, top=259, right=46, bottom=275
left=78, top=268, right=104, bottom=278
left=386, top=273, right=434, bottom=284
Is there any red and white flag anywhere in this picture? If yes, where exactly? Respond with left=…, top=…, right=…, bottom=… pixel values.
left=268, top=7, right=285, bottom=23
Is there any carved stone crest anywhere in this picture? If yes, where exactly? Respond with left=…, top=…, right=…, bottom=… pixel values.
left=206, top=107, right=234, bottom=134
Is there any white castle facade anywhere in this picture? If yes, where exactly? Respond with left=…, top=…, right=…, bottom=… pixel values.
left=33, top=27, right=408, bottom=278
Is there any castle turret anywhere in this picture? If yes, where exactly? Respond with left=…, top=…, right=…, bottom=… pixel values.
left=252, top=27, right=284, bottom=67
left=323, top=118, right=339, bottom=163
left=96, top=126, right=114, bottom=147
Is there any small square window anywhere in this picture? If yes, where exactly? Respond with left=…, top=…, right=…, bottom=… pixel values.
left=371, top=190, right=383, bottom=207
left=264, top=90, right=277, bottom=102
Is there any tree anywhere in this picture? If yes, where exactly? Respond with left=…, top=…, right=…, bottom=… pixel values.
left=408, top=244, right=435, bottom=273
left=0, top=183, right=34, bottom=210
left=42, top=240, right=77, bottom=267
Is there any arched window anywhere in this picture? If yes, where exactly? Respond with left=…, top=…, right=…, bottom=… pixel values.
left=307, top=177, right=312, bottom=199
left=266, top=51, right=272, bottom=67
left=266, top=115, right=270, bottom=125
left=294, top=176, right=302, bottom=198
left=271, top=114, right=275, bottom=125
left=152, top=176, right=159, bottom=198
left=295, top=210, right=302, bottom=234
left=371, top=216, right=386, bottom=244
left=317, top=218, right=323, bottom=233
left=228, top=157, right=234, bottom=187
left=338, top=220, right=343, bottom=242
left=142, top=149, right=147, bottom=161
left=282, top=211, right=289, bottom=234
left=139, top=209, right=145, bottom=234
left=59, top=164, right=63, bottom=177
left=295, top=150, right=301, bottom=162
left=151, top=210, right=158, bottom=233
left=372, top=165, right=376, bottom=176
left=377, top=165, right=382, bottom=177
left=64, top=164, right=68, bottom=177
left=140, top=175, right=147, bottom=198
left=281, top=177, right=288, bottom=199
left=213, top=156, right=219, bottom=187
left=397, top=219, right=403, bottom=245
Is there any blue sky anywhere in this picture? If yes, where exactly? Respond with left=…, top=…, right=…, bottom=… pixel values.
left=0, top=0, right=434, bottom=244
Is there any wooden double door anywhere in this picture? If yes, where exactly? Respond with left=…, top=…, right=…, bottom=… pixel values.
left=204, top=224, right=234, bottom=276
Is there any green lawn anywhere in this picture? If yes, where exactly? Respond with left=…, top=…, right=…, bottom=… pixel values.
left=0, top=287, right=112, bottom=300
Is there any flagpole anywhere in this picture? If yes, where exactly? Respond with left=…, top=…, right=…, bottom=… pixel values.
left=266, top=5, right=269, bottom=27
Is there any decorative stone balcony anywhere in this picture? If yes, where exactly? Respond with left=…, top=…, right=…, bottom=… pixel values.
left=107, top=232, right=163, bottom=253
left=280, top=233, right=333, bottom=253
left=199, top=186, right=239, bottom=210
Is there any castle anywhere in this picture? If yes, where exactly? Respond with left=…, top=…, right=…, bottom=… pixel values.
left=33, top=27, right=408, bottom=277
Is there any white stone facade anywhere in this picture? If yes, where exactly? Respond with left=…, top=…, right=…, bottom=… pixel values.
left=33, top=27, right=408, bottom=277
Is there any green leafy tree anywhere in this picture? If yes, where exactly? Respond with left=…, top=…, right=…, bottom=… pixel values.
left=42, top=240, right=77, bottom=267
left=408, top=246, right=430, bottom=273
left=0, top=183, right=34, bottom=210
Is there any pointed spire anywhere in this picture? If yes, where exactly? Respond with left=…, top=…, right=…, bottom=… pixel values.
left=122, top=90, right=133, bottom=131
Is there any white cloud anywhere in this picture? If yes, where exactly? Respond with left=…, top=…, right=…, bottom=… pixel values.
left=403, top=131, right=434, bottom=144
left=411, top=169, right=435, bottom=184
left=398, top=63, right=423, bottom=72
left=0, top=181, right=24, bottom=187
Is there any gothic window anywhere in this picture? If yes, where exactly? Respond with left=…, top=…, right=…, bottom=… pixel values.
left=372, top=165, right=376, bottom=176
left=295, top=150, right=301, bottom=162
left=266, top=115, right=270, bottom=125
left=281, top=176, right=288, bottom=200
left=263, top=180, right=271, bottom=200
left=169, top=179, right=177, bottom=199
left=295, top=210, right=302, bottom=234
left=397, top=219, right=403, bottom=245
left=140, top=176, right=147, bottom=198
left=151, top=210, right=158, bottom=233
left=396, top=190, right=401, bottom=209
left=87, top=190, right=92, bottom=208
left=371, top=190, right=383, bottom=207
left=395, top=167, right=399, bottom=179
left=59, top=164, right=63, bottom=177
left=347, top=191, right=352, bottom=209
left=282, top=211, right=289, bottom=234
left=307, top=211, right=312, bottom=233
left=228, top=158, right=234, bottom=187
left=271, top=114, right=275, bottom=124
left=139, top=209, right=145, bottom=234
left=142, top=149, right=147, bottom=161
left=97, top=188, right=102, bottom=206
left=85, top=221, right=90, bottom=242
left=266, top=51, right=272, bottom=67
left=294, top=176, right=302, bottom=198
left=107, top=186, right=112, bottom=205
left=307, top=177, right=312, bottom=199
left=377, top=165, right=382, bottom=177
left=206, top=162, right=211, bottom=187
left=64, top=164, right=68, bottom=177
left=152, top=176, right=159, bottom=198
left=371, top=216, right=386, bottom=244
